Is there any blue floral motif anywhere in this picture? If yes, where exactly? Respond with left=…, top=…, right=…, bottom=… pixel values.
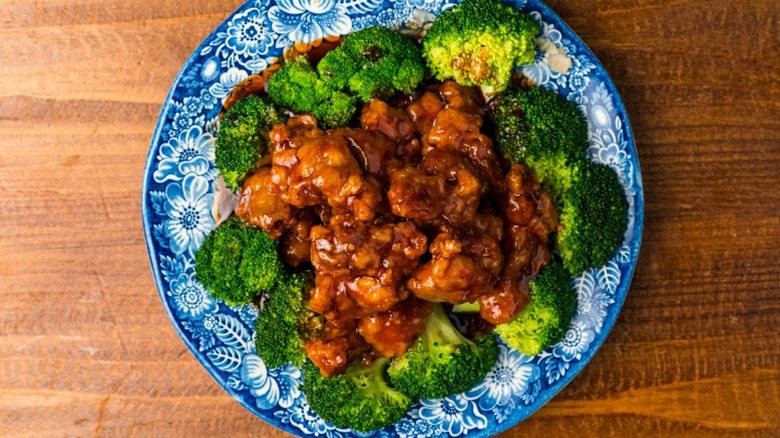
left=377, top=3, right=415, bottom=30
left=541, top=352, right=569, bottom=385
left=168, top=109, right=205, bottom=139
left=405, top=0, right=432, bottom=8
left=209, top=67, right=249, bottom=100
left=521, top=12, right=565, bottom=88
left=200, top=56, right=221, bottom=83
left=199, top=5, right=279, bottom=71
left=269, top=365, right=303, bottom=408
left=208, top=346, right=243, bottom=373
left=236, top=302, right=260, bottom=327
left=575, top=274, right=613, bottom=330
left=351, top=14, right=379, bottom=30
left=595, top=139, right=628, bottom=169
left=584, top=81, right=614, bottom=129
left=269, top=0, right=352, bottom=45
left=168, top=273, right=217, bottom=320
left=418, top=395, right=487, bottom=436
left=394, top=414, right=436, bottom=438
left=465, top=344, right=541, bottom=414
left=552, top=318, right=596, bottom=362
left=181, top=315, right=217, bottom=351
left=276, top=397, right=347, bottom=436
left=226, top=8, right=276, bottom=57
left=565, top=64, right=590, bottom=95
left=144, top=1, right=644, bottom=435
left=158, top=254, right=189, bottom=283
left=199, top=89, right=219, bottom=110
left=340, top=0, right=384, bottom=15
left=596, top=261, right=622, bottom=295
left=240, top=354, right=302, bottom=410
left=163, top=174, right=216, bottom=255
left=154, top=125, right=215, bottom=183
left=616, top=243, right=632, bottom=264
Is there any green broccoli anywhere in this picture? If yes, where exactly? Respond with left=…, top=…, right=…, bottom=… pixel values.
left=490, top=85, right=627, bottom=273
left=490, top=86, right=588, bottom=197
left=318, top=26, right=426, bottom=101
left=387, top=304, right=498, bottom=399
left=215, top=94, right=281, bottom=189
left=556, top=163, right=628, bottom=274
left=422, top=0, right=540, bottom=93
left=494, top=260, right=576, bottom=355
left=302, top=358, right=411, bottom=432
left=266, top=56, right=358, bottom=128
left=194, top=216, right=284, bottom=306
left=254, top=271, right=324, bottom=368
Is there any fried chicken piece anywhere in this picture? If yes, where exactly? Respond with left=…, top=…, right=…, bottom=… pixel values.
left=268, top=133, right=383, bottom=221
left=310, top=214, right=427, bottom=312
left=332, top=128, right=401, bottom=184
left=387, top=150, right=484, bottom=226
left=306, top=337, right=350, bottom=377
left=268, top=114, right=324, bottom=154
left=405, top=91, right=445, bottom=135
left=426, top=108, right=505, bottom=191
left=234, top=167, right=296, bottom=239
left=360, top=99, right=416, bottom=144
left=279, top=208, right=317, bottom=267
left=357, top=298, right=433, bottom=358
left=438, top=80, right=483, bottom=115
left=407, top=227, right=503, bottom=304
left=478, top=163, right=559, bottom=324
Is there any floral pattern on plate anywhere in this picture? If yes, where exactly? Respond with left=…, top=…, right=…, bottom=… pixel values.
left=142, top=0, right=644, bottom=436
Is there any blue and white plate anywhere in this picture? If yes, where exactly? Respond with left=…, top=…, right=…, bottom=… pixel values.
left=142, top=0, right=644, bottom=436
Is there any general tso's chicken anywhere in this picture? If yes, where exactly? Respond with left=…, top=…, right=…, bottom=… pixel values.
left=360, top=99, right=416, bottom=145
left=332, top=128, right=401, bottom=184
left=426, top=108, right=505, bottom=191
left=235, top=167, right=296, bottom=239
left=438, top=80, right=483, bottom=116
left=407, top=227, right=503, bottom=304
left=405, top=91, right=445, bottom=135
left=267, top=133, right=383, bottom=222
left=478, top=163, right=559, bottom=324
left=279, top=208, right=317, bottom=267
left=357, top=298, right=432, bottom=358
left=310, top=214, right=428, bottom=312
left=268, top=114, right=324, bottom=154
left=387, top=150, right=484, bottom=227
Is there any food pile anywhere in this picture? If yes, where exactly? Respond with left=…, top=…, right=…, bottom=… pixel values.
left=193, top=0, right=628, bottom=431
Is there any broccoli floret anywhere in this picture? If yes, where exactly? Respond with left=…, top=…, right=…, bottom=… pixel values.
left=266, top=56, right=358, bottom=128
left=490, top=86, right=627, bottom=274
left=318, top=26, right=425, bottom=101
left=490, top=86, right=588, bottom=195
left=254, top=271, right=324, bottom=368
left=388, top=304, right=498, bottom=399
left=494, top=260, right=576, bottom=355
left=302, top=358, right=411, bottom=432
left=194, top=216, right=284, bottom=306
left=422, top=0, right=540, bottom=93
left=557, top=164, right=628, bottom=274
left=215, top=95, right=281, bottom=189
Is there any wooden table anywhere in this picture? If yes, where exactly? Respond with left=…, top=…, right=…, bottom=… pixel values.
left=1, top=0, right=778, bottom=436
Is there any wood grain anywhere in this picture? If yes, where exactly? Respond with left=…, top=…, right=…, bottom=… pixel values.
left=0, top=0, right=778, bottom=436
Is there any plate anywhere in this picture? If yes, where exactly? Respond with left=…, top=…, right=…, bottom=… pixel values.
left=142, top=0, right=644, bottom=436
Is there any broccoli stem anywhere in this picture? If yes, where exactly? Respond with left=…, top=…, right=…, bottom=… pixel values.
left=421, top=305, right=469, bottom=350
left=345, top=357, right=390, bottom=399
left=451, top=301, right=480, bottom=313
